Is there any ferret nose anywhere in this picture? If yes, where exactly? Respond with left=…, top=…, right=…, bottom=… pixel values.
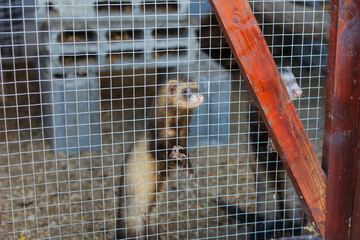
left=197, top=94, right=204, bottom=103
left=292, top=89, right=302, bottom=98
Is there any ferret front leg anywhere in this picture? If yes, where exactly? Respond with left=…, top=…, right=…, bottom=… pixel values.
left=169, top=145, right=186, bottom=159
left=267, top=137, right=277, bottom=152
left=169, top=145, right=194, bottom=178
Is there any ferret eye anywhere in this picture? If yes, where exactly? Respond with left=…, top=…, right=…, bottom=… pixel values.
left=182, top=89, right=189, bottom=95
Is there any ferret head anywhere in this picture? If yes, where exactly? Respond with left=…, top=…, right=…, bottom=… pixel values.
left=278, top=67, right=302, bottom=100
left=166, top=78, right=204, bottom=109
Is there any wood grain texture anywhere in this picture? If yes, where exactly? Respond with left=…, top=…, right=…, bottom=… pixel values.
left=351, top=109, right=360, bottom=240
left=322, top=0, right=339, bottom=173
left=208, top=0, right=327, bottom=236
left=324, top=0, right=360, bottom=239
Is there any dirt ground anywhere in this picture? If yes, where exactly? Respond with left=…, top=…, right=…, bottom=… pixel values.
left=0, top=61, right=325, bottom=239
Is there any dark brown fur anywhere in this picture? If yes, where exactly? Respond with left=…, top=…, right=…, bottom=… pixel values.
left=219, top=67, right=304, bottom=239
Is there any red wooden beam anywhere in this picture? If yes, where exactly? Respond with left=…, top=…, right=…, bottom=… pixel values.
left=208, top=0, right=327, bottom=236
left=322, top=0, right=339, bottom=173
left=351, top=111, right=360, bottom=240
left=323, top=0, right=360, bottom=239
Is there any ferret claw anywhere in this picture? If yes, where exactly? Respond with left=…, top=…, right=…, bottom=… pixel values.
left=183, top=167, right=194, bottom=179
left=170, top=145, right=193, bottom=178
left=179, top=159, right=194, bottom=179
left=170, top=145, right=186, bottom=159
left=267, top=137, right=277, bottom=152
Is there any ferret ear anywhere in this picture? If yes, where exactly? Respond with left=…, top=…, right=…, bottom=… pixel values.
left=167, top=80, right=178, bottom=94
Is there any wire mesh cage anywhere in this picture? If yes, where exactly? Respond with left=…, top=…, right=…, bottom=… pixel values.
left=0, top=0, right=330, bottom=239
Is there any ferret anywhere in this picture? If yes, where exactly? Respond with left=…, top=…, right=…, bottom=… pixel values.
left=116, top=78, right=204, bottom=239
left=220, top=67, right=304, bottom=240
left=266, top=67, right=302, bottom=151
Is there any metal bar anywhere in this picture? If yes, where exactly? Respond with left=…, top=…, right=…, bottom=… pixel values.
left=323, top=0, right=360, bottom=238
left=208, top=0, right=327, bottom=236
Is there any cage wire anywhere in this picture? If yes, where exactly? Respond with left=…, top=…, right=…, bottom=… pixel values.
left=0, top=0, right=330, bottom=239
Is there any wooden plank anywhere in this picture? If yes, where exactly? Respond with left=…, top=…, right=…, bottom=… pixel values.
left=323, top=0, right=360, bottom=239
left=322, top=0, right=339, bottom=173
left=208, top=0, right=327, bottom=236
left=351, top=111, right=360, bottom=239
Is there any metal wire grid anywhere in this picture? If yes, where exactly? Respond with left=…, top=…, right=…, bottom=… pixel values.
left=0, top=0, right=329, bottom=239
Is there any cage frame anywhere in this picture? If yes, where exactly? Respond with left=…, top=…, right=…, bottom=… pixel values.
left=1, top=0, right=358, bottom=238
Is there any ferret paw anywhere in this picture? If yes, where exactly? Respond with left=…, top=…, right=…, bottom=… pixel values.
left=183, top=167, right=194, bottom=179
left=180, top=160, right=194, bottom=179
left=267, top=137, right=277, bottom=152
left=170, top=146, right=193, bottom=178
left=169, top=145, right=186, bottom=159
